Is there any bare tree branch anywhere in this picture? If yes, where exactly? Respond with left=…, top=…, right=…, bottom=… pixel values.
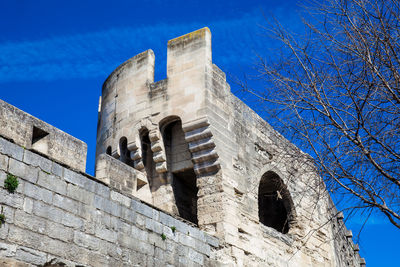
left=242, top=0, right=400, bottom=229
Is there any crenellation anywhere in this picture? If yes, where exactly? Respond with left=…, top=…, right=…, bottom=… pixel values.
left=0, top=27, right=363, bottom=267
left=0, top=100, right=87, bottom=172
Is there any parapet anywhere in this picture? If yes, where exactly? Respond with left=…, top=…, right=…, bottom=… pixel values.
left=102, top=49, right=155, bottom=97
left=0, top=99, right=87, bottom=172
left=95, top=153, right=152, bottom=203
left=0, top=134, right=219, bottom=266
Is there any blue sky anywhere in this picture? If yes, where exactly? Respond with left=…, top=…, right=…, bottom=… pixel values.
left=0, top=0, right=397, bottom=265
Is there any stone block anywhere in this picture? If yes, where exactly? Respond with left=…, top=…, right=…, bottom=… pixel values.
left=205, top=234, right=219, bottom=248
left=0, top=153, right=8, bottom=171
left=162, top=226, right=177, bottom=242
left=15, top=246, right=47, bottom=266
left=0, top=138, right=24, bottom=161
left=93, top=195, right=121, bottom=217
left=174, top=220, right=190, bottom=236
left=0, top=222, right=9, bottom=239
left=67, top=184, right=93, bottom=205
left=74, top=231, right=101, bottom=250
left=121, top=206, right=136, bottom=222
left=148, top=232, right=166, bottom=250
left=159, top=212, right=175, bottom=227
left=0, top=241, right=17, bottom=257
left=135, top=213, right=146, bottom=227
left=194, top=239, right=211, bottom=256
left=14, top=210, right=47, bottom=235
left=0, top=188, right=23, bottom=209
left=23, top=182, right=53, bottom=204
left=22, top=197, right=33, bottom=214
left=0, top=170, right=5, bottom=188
left=23, top=150, right=52, bottom=173
left=64, top=168, right=88, bottom=188
left=37, top=171, right=67, bottom=195
left=187, top=226, right=206, bottom=242
left=178, top=233, right=196, bottom=249
left=8, top=158, right=39, bottom=184
left=8, top=225, right=43, bottom=250
left=77, top=202, right=93, bottom=219
left=1, top=205, right=15, bottom=226
left=82, top=179, right=97, bottom=194
left=111, top=191, right=131, bottom=207
left=32, top=201, right=83, bottom=229
left=46, top=221, right=74, bottom=242
left=95, top=226, right=117, bottom=243
left=132, top=225, right=148, bottom=242
left=187, top=247, right=204, bottom=265
left=95, top=182, right=110, bottom=198
left=132, top=200, right=153, bottom=218
left=152, top=209, right=160, bottom=221
left=110, top=216, right=131, bottom=234
left=53, top=194, right=79, bottom=214
left=51, top=162, right=64, bottom=177
left=145, top=218, right=163, bottom=234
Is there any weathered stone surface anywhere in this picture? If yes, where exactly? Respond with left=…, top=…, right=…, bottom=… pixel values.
left=23, top=149, right=52, bottom=173
left=0, top=100, right=87, bottom=172
left=8, top=158, right=39, bottom=184
left=0, top=27, right=361, bottom=267
left=37, top=171, right=67, bottom=195
left=0, top=138, right=24, bottom=161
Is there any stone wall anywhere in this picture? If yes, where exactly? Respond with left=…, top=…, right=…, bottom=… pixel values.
left=93, top=27, right=365, bottom=266
left=0, top=100, right=87, bottom=172
left=0, top=27, right=366, bottom=266
left=0, top=136, right=219, bottom=266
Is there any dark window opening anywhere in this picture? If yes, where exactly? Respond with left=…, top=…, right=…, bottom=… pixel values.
left=161, top=118, right=198, bottom=225
left=140, top=129, right=156, bottom=188
left=32, top=126, right=49, bottom=145
left=172, top=169, right=198, bottom=224
left=258, top=171, right=294, bottom=234
left=106, top=146, right=112, bottom=155
left=119, top=137, right=131, bottom=165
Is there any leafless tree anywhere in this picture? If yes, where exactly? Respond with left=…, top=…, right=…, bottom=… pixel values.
left=241, top=0, right=400, bottom=229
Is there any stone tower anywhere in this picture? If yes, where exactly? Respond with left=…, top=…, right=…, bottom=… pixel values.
left=0, top=27, right=365, bottom=267
left=94, top=27, right=364, bottom=266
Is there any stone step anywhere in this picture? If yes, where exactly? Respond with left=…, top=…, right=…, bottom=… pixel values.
left=151, top=141, right=163, bottom=152
left=182, top=117, right=210, bottom=132
left=156, top=161, right=167, bottom=173
left=130, top=150, right=141, bottom=160
left=188, top=137, right=215, bottom=153
left=153, top=151, right=166, bottom=163
left=185, top=126, right=212, bottom=143
left=194, top=159, right=220, bottom=175
left=191, top=149, right=219, bottom=163
left=134, top=159, right=144, bottom=170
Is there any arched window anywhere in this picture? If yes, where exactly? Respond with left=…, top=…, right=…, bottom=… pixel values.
left=258, top=171, right=294, bottom=234
left=161, top=117, right=198, bottom=225
left=119, top=137, right=131, bottom=164
left=106, top=146, right=112, bottom=155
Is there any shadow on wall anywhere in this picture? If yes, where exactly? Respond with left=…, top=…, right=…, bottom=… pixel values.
left=161, top=117, right=198, bottom=225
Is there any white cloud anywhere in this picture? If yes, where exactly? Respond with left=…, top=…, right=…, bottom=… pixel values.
left=0, top=11, right=275, bottom=83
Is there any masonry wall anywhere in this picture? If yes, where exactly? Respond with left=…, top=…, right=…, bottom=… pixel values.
left=0, top=100, right=87, bottom=173
left=93, top=27, right=365, bottom=266
left=203, top=87, right=364, bottom=265
left=0, top=136, right=219, bottom=267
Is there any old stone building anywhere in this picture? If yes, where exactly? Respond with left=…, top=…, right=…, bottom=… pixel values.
left=0, top=28, right=364, bottom=266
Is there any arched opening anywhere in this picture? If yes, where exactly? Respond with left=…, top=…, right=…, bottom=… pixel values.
left=119, top=137, right=131, bottom=165
left=140, top=128, right=156, bottom=188
left=106, top=146, right=112, bottom=155
left=161, top=117, right=198, bottom=225
left=258, top=171, right=294, bottom=234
